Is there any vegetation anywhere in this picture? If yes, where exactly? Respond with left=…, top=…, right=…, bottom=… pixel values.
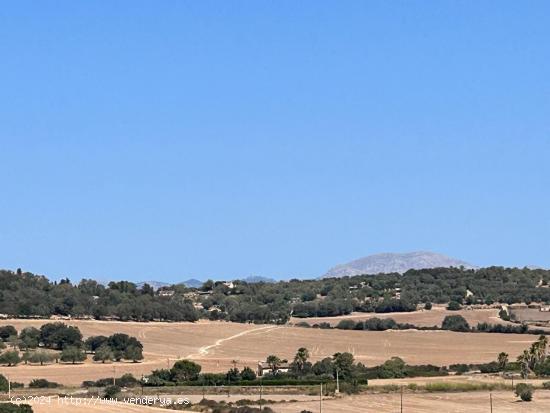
left=28, top=379, right=58, bottom=388
left=441, top=315, right=470, bottom=332
left=2, top=266, right=550, bottom=323
left=0, top=403, right=33, bottom=413
left=515, top=383, right=534, bottom=401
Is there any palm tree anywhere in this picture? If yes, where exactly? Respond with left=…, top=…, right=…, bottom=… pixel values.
left=293, top=347, right=310, bottom=372
left=266, top=355, right=281, bottom=374
left=497, top=352, right=509, bottom=372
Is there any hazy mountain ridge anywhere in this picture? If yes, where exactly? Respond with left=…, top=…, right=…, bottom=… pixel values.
left=324, top=251, right=477, bottom=278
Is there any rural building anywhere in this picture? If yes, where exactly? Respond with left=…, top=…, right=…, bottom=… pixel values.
left=257, top=361, right=291, bottom=377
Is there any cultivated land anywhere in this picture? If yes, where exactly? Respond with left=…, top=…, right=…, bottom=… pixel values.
left=290, top=305, right=510, bottom=327
left=0, top=317, right=539, bottom=386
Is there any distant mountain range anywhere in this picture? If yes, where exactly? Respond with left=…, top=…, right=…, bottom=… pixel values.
left=323, top=251, right=477, bottom=278
left=136, top=276, right=275, bottom=290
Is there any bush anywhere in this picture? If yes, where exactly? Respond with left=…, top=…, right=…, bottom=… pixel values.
left=335, top=320, right=356, bottom=330
left=542, top=381, right=550, bottom=389
left=447, top=301, right=462, bottom=311
left=103, top=385, right=121, bottom=399
left=424, top=302, right=432, bottom=310
left=0, top=403, right=33, bottom=413
left=0, top=375, right=8, bottom=392
left=29, top=379, right=58, bottom=388
left=515, top=383, right=533, bottom=401
left=442, top=315, right=470, bottom=332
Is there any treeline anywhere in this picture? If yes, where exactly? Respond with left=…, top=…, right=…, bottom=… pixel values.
left=0, top=323, right=143, bottom=366
left=295, top=316, right=548, bottom=336
left=3, top=266, right=550, bottom=323
left=0, top=269, right=198, bottom=322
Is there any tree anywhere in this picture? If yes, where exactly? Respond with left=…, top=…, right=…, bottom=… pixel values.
left=266, top=355, right=282, bottom=374
left=0, top=326, right=17, bottom=342
left=515, top=383, right=534, bottom=402
left=447, top=301, right=462, bottom=311
left=333, top=352, right=354, bottom=379
left=424, top=302, right=432, bottom=310
left=39, top=323, right=82, bottom=349
left=60, top=346, right=87, bottom=364
left=292, top=347, right=310, bottom=374
left=29, top=350, right=54, bottom=366
left=19, top=327, right=40, bottom=350
left=170, top=360, right=201, bottom=382
left=93, top=345, right=114, bottom=363
left=241, top=366, right=256, bottom=381
left=124, top=345, right=143, bottom=363
left=441, top=315, right=470, bottom=332
left=0, top=374, right=9, bottom=391
left=0, top=350, right=21, bottom=366
left=225, top=367, right=241, bottom=383
left=497, top=352, right=509, bottom=372
left=84, top=336, right=108, bottom=352
left=104, top=385, right=121, bottom=399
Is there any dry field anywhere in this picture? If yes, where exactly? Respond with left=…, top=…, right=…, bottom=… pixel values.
left=267, top=391, right=550, bottom=413
left=290, top=306, right=510, bottom=328
left=14, top=390, right=550, bottom=413
left=0, top=319, right=539, bottom=386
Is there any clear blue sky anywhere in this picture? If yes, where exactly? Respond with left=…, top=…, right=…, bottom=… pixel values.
left=1, top=2, right=549, bottom=282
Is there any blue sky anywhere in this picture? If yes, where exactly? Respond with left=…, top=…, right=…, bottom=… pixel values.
left=1, top=2, right=549, bottom=282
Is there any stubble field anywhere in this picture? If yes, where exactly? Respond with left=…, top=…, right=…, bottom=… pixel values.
left=0, top=317, right=538, bottom=386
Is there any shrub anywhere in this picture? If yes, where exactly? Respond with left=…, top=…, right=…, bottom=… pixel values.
left=29, top=379, right=58, bottom=388
left=447, top=301, right=462, bottom=311
left=515, top=383, right=533, bottom=402
left=335, top=320, right=356, bottom=330
left=0, top=403, right=33, bottom=413
left=424, top=302, right=432, bottom=310
left=0, top=326, right=17, bottom=342
left=442, top=315, right=470, bottom=332
left=295, top=322, right=311, bottom=328
left=0, top=375, right=8, bottom=392
left=542, top=381, right=550, bottom=389
left=103, top=385, right=121, bottom=399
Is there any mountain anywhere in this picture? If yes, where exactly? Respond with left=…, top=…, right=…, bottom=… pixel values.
left=240, top=276, right=276, bottom=283
left=180, top=278, right=203, bottom=288
left=136, top=281, right=171, bottom=290
left=324, top=251, right=477, bottom=278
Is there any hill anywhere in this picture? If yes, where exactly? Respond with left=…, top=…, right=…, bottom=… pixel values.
left=324, top=251, right=476, bottom=278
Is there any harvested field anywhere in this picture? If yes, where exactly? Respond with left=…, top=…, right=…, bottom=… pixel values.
left=290, top=306, right=510, bottom=328
left=0, top=319, right=538, bottom=385
left=267, top=391, right=550, bottom=413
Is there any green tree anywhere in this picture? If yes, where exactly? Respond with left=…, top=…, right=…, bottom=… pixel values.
left=0, top=350, right=21, bottom=366
left=515, top=383, right=534, bottom=402
left=447, top=301, right=462, bottom=311
left=0, top=326, right=17, bottom=342
left=441, top=315, right=470, bottom=332
left=19, top=327, right=40, bottom=350
left=333, top=352, right=354, bottom=379
left=266, top=355, right=282, bottom=374
left=93, top=345, right=114, bottom=363
left=29, top=350, right=54, bottom=366
left=241, top=366, right=256, bottom=381
left=123, top=345, right=143, bottom=363
left=170, top=360, right=202, bottom=382
left=0, top=374, right=9, bottom=391
left=497, top=352, right=509, bottom=371
left=292, top=347, right=310, bottom=374
left=60, top=346, right=87, bottom=364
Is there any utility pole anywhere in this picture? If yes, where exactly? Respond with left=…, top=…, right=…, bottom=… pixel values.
left=259, top=379, right=263, bottom=410
left=490, top=392, right=493, bottom=413
left=335, top=369, right=340, bottom=394
left=113, top=366, right=116, bottom=386
left=320, top=382, right=323, bottom=413
left=7, top=375, right=10, bottom=399
left=400, top=385, right=403, bottom=413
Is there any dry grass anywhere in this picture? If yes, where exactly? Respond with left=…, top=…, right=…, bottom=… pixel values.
left=0, top=318, right=538, bottom=386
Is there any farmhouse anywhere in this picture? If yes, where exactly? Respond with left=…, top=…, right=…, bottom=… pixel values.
left=257, top=361, right=291, bottom=377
